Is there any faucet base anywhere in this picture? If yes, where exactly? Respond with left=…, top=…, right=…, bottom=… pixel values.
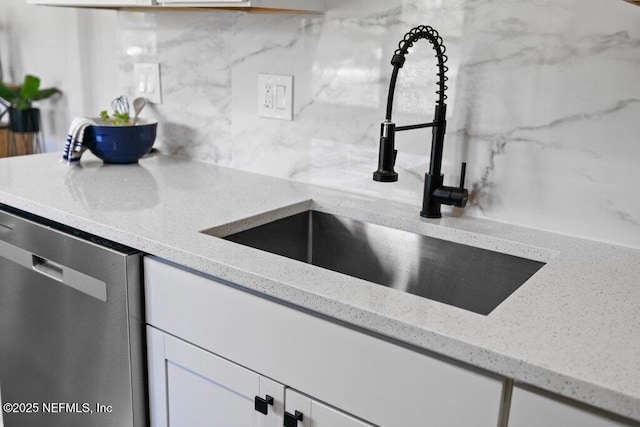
left=420, top=210, right=442, bottom=219
left=373, top=171, right=398, bottom=182
left=420, top=173, right=444, bottom=218
left=420, top=172, right=469, bottom=218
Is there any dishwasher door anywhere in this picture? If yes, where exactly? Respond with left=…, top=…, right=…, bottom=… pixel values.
left=0, top=206, right=146, bottom=427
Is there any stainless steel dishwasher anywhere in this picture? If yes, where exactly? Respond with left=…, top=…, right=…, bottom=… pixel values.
left=0, top=205, right=147, bottom=427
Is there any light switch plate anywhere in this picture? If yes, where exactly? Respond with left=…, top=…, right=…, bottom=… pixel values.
left=134, top=63, right=162, bottom=104
left=258, top=73, right=293, bottom=120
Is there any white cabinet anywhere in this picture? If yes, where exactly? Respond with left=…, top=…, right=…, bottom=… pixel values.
left=27, top=0, right=155, bottom=5
left=26, top=0, right=324, bottom=11
left=147, top=326, right=376, bottom=427
left=284, top=389, right=373, bottom=427
left=144, top=256, right=504, bottom=426
left=508, top=386, right=629, bottom=427
left=159, top=0, right=325, bottom=13
left=147, top=326, right=284, bottom=427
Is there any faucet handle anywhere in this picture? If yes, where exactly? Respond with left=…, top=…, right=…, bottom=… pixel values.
left=459, top=162, right=467, bottom=189
left=431, top=162, right=468, bottom=210
left=452, top=162, right=469, bottom=208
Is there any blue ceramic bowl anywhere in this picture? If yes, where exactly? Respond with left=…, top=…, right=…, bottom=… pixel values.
left=84, top=119, right=157, bottom=164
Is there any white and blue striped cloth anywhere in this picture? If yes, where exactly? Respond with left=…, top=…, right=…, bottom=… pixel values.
left=61, top=117, right=95, bottom=164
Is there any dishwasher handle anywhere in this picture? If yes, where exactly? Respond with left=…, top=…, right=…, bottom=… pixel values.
left=0, top=239, right=107, bottom=301
left=32, top=255, right=64, bottom=282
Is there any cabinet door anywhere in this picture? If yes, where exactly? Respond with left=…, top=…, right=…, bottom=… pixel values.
left=508, top=386, right=629, bottom=427
left=147, top=326, right=284, bottom=427
left=284, top=389, right=373, bottom=427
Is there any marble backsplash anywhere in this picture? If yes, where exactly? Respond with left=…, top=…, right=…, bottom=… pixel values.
left=117, top=0, right=640, bottom=248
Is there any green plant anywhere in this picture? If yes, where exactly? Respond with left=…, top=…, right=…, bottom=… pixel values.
left=100, top=109, right=131, bottom=125
left=0, top=74, right=61, bottom=111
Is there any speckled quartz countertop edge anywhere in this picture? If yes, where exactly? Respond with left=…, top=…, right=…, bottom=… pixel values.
left=1, top=153, right=639, bottom=422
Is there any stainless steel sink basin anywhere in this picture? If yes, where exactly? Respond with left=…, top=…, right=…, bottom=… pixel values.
left=221, top=210, right=545, bottom=315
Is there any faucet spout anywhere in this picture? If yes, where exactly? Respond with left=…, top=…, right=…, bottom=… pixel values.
left=373, top=121, right=399, bottom=182
left=373, top=25, right=468, bottom=219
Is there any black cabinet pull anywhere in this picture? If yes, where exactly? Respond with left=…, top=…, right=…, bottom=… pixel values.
left=284, top=410, right=303, bottom=427
left=254, top=395, right=274, bottom=415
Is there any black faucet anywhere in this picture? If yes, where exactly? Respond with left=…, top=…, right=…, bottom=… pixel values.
left=373, top=25, right=468, bottom=219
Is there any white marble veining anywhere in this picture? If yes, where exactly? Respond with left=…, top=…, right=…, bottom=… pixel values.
left=116, top=0, right=640, bottom=248
left=0, top=152, right=639, bottom=421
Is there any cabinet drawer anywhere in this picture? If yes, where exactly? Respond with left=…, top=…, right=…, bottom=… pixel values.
left=145, top=256, right=504, bottom=426
left=509, top=386, right=631, bottom=426
left=285, top=388, right=374, bottom=427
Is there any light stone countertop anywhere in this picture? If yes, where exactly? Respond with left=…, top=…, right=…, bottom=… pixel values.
left=1, top=152, right=639, bottom=421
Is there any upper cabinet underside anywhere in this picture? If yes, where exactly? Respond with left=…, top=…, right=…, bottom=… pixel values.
left=26, top=0, right=326, bottom=13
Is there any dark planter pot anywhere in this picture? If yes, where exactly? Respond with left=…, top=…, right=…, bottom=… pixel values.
left=9, top=107, right=41, bottom=133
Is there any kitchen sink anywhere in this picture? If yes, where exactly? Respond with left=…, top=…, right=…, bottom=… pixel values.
left=220, top=210, right=545, bottom=315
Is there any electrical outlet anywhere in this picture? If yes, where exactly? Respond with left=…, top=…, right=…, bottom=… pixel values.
left=264, top=83, right=274, bottom=109
left=258, top=74, right=293, bottom=120
left=134, top=63, right=162, bottom=104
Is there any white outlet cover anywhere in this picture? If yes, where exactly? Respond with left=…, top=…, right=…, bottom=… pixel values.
left=258, top=73, right=293, bottom=121
left=134, top=63, right=162, bottom=104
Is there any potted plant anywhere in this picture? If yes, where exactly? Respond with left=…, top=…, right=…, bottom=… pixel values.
left=0, top=74, right=61, bottom=133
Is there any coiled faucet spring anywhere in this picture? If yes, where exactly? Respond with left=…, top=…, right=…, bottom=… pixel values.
left=386, top=25, right=449, bottom=121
